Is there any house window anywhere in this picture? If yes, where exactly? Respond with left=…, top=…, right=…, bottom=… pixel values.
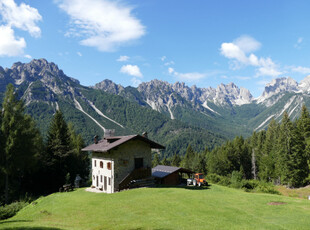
left=108, top=177, right=111, bottom=186
left=100, top=161, right=103, bottom=168
left=107, top=162, right=111, bottom=170
left=94, top=160, right=96, bottom=167
left=100, top=175, right=103, bottom=183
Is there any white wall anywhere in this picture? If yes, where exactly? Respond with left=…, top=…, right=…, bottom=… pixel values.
left=92, top=157, right=114, bottom=194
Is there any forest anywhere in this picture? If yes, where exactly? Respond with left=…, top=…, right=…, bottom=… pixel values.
left=1, top=82, right=310, bottom=208
left=155, top=106, right=310, bottom=189
left=0, top=84, right=89, bottom=205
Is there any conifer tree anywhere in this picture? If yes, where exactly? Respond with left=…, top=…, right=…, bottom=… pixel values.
left=1, top=84, right=42, bottom=203
left=259, top=119, right=279, bottom=181
left=171, top=153, right=181, bottom=167
left=44, top=110, right=71, bottom=192
left=181, top=144, right=195, bottom=170
left=67, top=123, right=89, bottom=183
left=152, top=153, right=160, bottom=167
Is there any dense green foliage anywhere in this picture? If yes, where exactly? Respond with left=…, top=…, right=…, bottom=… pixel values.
left=1, top=186, right=310, bottom=229
left=0, top=84, right=43, bottom=204
left=205, top=106, right=310, bottom=188
left=0, top=201, right=27, bottom=220
left=0, top=85, right=89, bottom=204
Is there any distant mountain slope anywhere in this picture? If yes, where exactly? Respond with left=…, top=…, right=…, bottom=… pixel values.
left=2, top=59, right=310, bottom=155
left=0, top=59, right=225, bottom=156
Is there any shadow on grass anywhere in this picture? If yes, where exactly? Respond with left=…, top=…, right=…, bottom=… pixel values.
left=153, top=184, right=211, bottom=190
left=1, top=228, right=63, bottom=230
left=0, top=220, right=63, bottom=230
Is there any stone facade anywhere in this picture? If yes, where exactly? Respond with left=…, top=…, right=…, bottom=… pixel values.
left=92, top=139, right=152, bottom=193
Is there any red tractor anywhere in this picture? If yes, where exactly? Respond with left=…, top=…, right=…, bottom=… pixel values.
left=187, top=173, right=208, bottom=187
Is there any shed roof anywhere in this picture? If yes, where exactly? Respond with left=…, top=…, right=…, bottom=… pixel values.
left=82, top=135, right=165, bottom=152
left=152, top=165, right=193, bottom=178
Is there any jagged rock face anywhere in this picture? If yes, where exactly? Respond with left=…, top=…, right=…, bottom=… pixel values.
left=0, top=59, right=81, bottom=105
left=93, top=79, right=124, bottom=94
left=136, top=80, right=253, bottom=108
left=258, top=76, right=310, bottom=104
left=299, top=75, right=310, bottom=93
left=259, top=77, right=298, bottom=102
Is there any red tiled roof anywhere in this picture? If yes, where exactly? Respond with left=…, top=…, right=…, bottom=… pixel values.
left=82, top=135, right=165, bottom=152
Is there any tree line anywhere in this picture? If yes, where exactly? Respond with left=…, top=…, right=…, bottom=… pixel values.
left=0, top=84, right=89, bottom=204
left=156, top=106, right=310, bottom=188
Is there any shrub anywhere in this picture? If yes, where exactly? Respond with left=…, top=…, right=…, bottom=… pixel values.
left=0, top=201, right=27, bottom=220
left=255, top=182, right=281, bottom=195
left=230, top=171, right=243, bottom=188
left=241, top=180, right=260, bottom=191
left=206, top=173, right=222, bottom=183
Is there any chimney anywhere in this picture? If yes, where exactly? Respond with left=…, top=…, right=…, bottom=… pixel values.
left=104, top=129, right=115, bottom=138
left=142, top=132, right=148, bottom=139
left=94, top=135, right=98, bottom=144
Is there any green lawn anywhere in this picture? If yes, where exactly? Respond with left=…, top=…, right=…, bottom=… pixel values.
left=0, top=184, right=310, bottom=230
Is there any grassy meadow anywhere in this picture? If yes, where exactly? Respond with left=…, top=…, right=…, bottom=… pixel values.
left=0, top=184, right=310, bottom=230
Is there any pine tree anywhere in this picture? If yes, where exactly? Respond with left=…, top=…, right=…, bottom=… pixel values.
left=171, top=153, right=181, bottom=167
left=44, top=110, right=71, bottom=192
left=1, top=84, right=42, bottom=203
left=67, top=123, right=89, bottom=184
left=259, top=119, right=279, bottom=182
left=152, top=153, right=160, bottom=167
left=181, top=145, right=195, bottom=170
left=161, top=157, right=169, bottom=166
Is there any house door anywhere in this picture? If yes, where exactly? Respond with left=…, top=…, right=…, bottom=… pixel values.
left=104, top=176, right=107, bottom=191
left=96, top=176, right=98, bottom=187
left=134, top=158, right=143, bottom=169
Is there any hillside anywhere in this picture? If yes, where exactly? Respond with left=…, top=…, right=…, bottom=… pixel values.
left=1, top=186, right=310, bottom=230
left=2, top=59, right=310, bottom=156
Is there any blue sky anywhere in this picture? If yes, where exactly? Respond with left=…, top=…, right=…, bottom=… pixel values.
left=1, top=0, right=310, bottom=97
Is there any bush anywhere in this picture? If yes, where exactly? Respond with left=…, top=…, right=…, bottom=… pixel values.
left=206, top=173, right=222, bottom=183
left=255, top=182, right=281, bottom=195
left=230, top=171, right=243, bottom=188
left=241, top=180, right=260, bottom=191
left=0, top=201, right=27, bottom=220
left=218, top=177, right=231, bottom=186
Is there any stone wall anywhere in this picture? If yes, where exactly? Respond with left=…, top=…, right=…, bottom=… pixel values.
left=92, top=139, right=152, bottom=192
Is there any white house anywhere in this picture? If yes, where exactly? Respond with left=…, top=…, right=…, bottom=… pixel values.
left=82, top=133, right=164, bottom=193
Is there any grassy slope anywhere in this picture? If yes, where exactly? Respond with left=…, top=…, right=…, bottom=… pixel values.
left=1, top=185, right=310, bottom=230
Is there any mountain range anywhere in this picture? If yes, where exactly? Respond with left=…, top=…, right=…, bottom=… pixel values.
left=1, top=59, right=310, bottom=156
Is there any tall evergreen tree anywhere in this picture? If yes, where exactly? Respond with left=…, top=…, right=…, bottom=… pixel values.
left=67, top=123, right=89, bottom=184
left=259, top=119, right=279, bottom=182
left=1, top=84, right=42, bottom=203
left=171, top=153, right=181, bottom=167
left=181, top=145, right=195, bottom=170
left=152, top=153, right=160, bottom=167
left=44, top=110, right=71, bottom=192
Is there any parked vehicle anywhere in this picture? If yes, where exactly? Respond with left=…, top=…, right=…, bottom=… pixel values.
left=187, top=173, right=208, bottom=187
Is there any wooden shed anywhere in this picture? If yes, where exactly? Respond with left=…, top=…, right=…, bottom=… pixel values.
left=152, top=165, right=193, bottom=185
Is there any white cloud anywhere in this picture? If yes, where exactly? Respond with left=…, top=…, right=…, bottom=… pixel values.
left=0, top=0, right=41, bottom=57
left=0, top=0, right=42, bottom=37
left=164, top=61, right=175, bottom=66
left=161, top=56, right=166, bottom=61
left=291, top=66, right=310, bottom=74
left=220, top=35, right=282, bottom=78
left=77, top=51, right=82, bottom=56
left=0, top=25, right=26, bottom=56
left=24, top=54, right=32, bottom=59
left=130, top=77, right=142, bottom=87
left=294, top=37, right=303, bottom=49
left=120, top=64, right=143, bottom=77
left=117, top=55, right=129, bottom=62
left=233, top=35, right=261, bottom=53
left=56, top=0, right=145, bottom=52
left=168, top=67, right=206, bottom=81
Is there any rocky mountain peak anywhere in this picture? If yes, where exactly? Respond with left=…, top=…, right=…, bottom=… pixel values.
left=258, top=77, right=299, bottom=102
left=93, top=79, right=124, bottom=94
